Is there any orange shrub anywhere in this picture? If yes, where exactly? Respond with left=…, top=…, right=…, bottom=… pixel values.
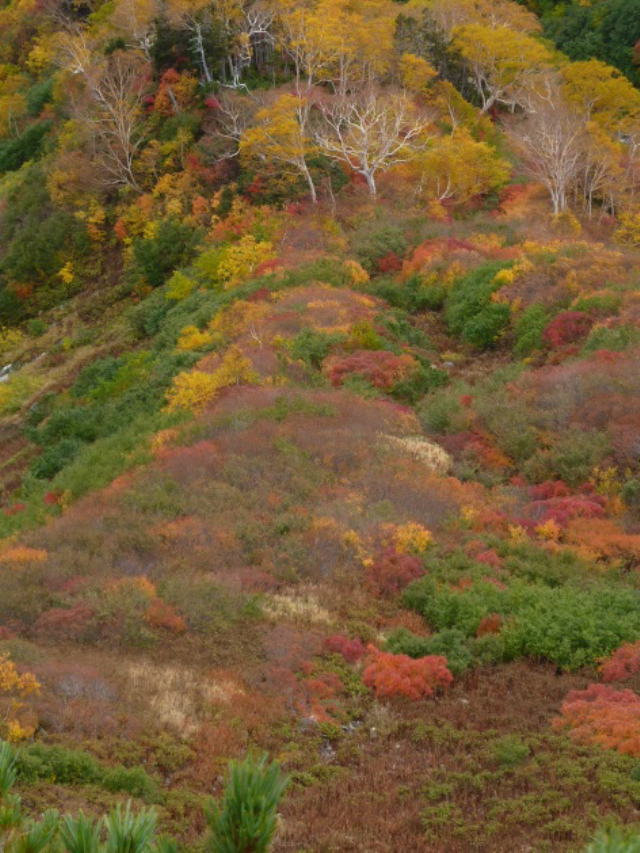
left=564, top=517, right=640, bottom=563
left=145, top=599, right=187, bottom=634
left=554, top=683, right=640, bottom=757
left=0, top=546, right=47, bottom=564
left=363, top=647, right=453, bottom=700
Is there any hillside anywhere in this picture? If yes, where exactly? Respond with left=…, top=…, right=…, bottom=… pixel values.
left=0, top=0, right=639, bottom=850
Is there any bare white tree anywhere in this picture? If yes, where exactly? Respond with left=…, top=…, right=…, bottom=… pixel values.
left=314, top=87, right=430, bottom=196
left=55, top=32, right=149, bottom=191
left=205, top=88, right=259, bottom=159
left=509, top=93, right=585, bottom=214
left=108, top=0, right=159, bottom=61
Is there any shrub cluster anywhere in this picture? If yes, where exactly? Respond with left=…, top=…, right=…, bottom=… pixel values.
left=363, top=647, right=453, bottom=700
left=401, top=574, right=640, bottom=670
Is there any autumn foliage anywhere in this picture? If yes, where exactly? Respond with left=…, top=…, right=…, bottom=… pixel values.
left=366, top=548, right=425, bottom=597
left=324, top=635, right=366, bottom=663
left=542, top=312, right=593, bottom=349
left=599, top=642, right=640, bottom=683
left=327, top=350, right=417, bottom=390
left=555, top=684, right=640, bottom=757
left=363, top=647, right=453, bottom=700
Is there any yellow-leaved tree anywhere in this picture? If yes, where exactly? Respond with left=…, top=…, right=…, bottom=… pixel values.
left=0, top=654, right=40, bottom=743
left=399, top=53, right=437, bottom=95
left=561, top=59, right=640, bottom=130
left=275, top=0, right=394, bottom=96
left=452, top=23, right=553, bottom=113
left=406, top=129, right=510, bottom=207
left=241, top=93, right=319, bottom=202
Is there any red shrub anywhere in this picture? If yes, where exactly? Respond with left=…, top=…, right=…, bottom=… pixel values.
left=554, top=683, right=640, bottom=757
left=327, top=350, right=417, bottom=390
left=301, top=671, right=345, bottom=722
left=367, top=548, right=424, bottom=597
left=476, top=613, right=503, bottom=636
left=376, top=252, right=403, bottom=273
left=599, top=642, right=640, bottom=683
left=531, top=481, right=572, bottom=500
left=4, top=502, right=25, bottom=517
left=525, top=493, right=606, bottom=529
left=248, top=287, right=270, bottom=302
left=324, top=634, right=366, bottom=663
left=542, top=311, right=593, bottom=348
left=363, top=647, right=453, bottom=700
left=475, top=549, right=503, bottom=570
left=33, top=603, right=94, bottom=642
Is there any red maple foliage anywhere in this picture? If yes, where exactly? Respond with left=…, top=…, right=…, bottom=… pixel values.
left=475, top=549, right=503, bottom=570
left=324, top=634, right=366, bottom=663
left=530, top=480, right=573, bottom=500
left=376, top=252, right=403, bottom=273
left=367, top=548, right=424, bottom=597
left=363, top=647, right=453, bottom=700
left=542, top=311, right=593, bottom=349
left=599, top=642, right=640, bottom=683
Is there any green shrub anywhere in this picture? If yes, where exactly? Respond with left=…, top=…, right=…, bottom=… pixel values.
left=205, top=753, right=288, bottom=853
left=371, top=274, right=447, bottom=313
left=0, top=167, right=89, bottom=308
left=582, top=324, right=640, bottom=354
left=278, top=258, right=346, bottom=290
left=391, top=362, right=447, bottom=405
left=31, top=437, right=83, bottom=479
left=130, top=218, right=201, bottom=289
left=102, top=766, right=163, bottom=802
left=491, top=735, right=530, bottom=767
left=25, top=78, right=55, bottom=117
left=354, top=225, right=407, bottom=274
left=402, top=576, right=640, bottom=670
left=377, top=311, right=433, bottom=349
left=573, top=293, right=622, bottom=316
left=473, top=394, right=537, bottom=464
left=622, top=479, right=640, bottom=514
left=523, top=428, right=610, bottom=487
left=17, top=744, right=162, bottom=803
left=286, top=328, right=345, bottom=371
left=27, top=318, right=47, bottom=337
left=513, top=304, right=550, bottom=357
left=584, top=827, right=640, bottom=852
left=0, top=121, right=53, bottom=173
left=385, top=627, right=473, bottom=674
left=444, top=263, right=511, bottom=349
left=419, top=386, right=470, bottom=435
